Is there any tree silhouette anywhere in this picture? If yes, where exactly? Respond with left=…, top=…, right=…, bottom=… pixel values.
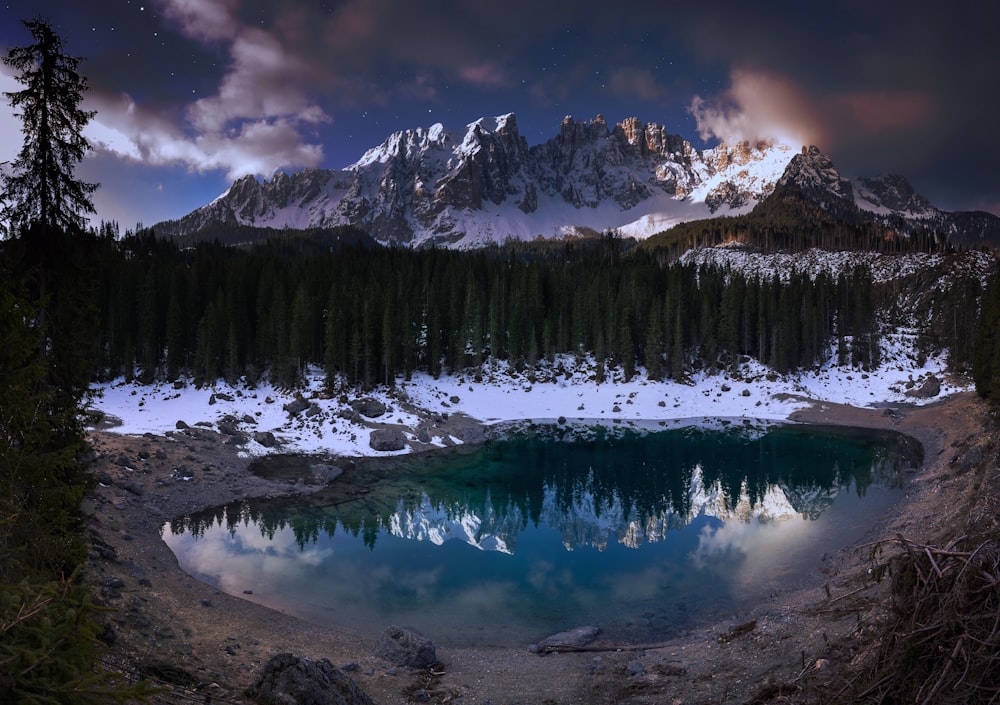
left=1, top=18, right=97, bottom=237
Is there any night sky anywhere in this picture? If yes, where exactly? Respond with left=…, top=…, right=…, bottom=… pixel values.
left=2, top=1, right=998, bottom=229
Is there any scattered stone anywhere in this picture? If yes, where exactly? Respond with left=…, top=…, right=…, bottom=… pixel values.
left=742, top=389, right=751, bottom=397
left=906, top=375, right=941, bottom=399
left=283, top=397, right=310, bottom=416
left=253, top=431, right=279, bottom=448
left=242, top=414, right=256, bottom=425
left=214, top=392, right=235, bottom=402
left=101, top=575, right=125, bottom=600
left=246, top=653, right=373, bottom=705
left=721, top=384, right=732, bottom=392
left=627, top=660, right=646, bottom=676
left=311, top=464, right=343, bottom=482
left=305, top=403, right=323, bottom=418
left=455, top=424, right=487, bottom=445
left=536, top=626, right=600, bottom=651
left=449, top=395, right=460, bottom=404
left=369, top=429, right=406, bottom=452
left=374, top=626, right=437, bottom=668
left=350, top=398, right=387, bottom=418
left=416, top=427, right=431, bottom=443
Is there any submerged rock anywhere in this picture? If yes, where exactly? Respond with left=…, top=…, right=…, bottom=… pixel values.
left=535, top=625, right=600, bottom=651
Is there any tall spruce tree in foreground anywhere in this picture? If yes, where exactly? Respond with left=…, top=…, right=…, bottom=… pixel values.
left=1, top=18, right=97, bottom=236
left=0, top=19, right=156, bottom=704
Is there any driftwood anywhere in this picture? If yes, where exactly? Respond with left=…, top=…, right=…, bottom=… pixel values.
left=537, top=620, right=758, bottom=655
left=537, top=641, right=675, bottom=655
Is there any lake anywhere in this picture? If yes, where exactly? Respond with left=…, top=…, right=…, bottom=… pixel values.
left=161, top=420, right=920, bottom=647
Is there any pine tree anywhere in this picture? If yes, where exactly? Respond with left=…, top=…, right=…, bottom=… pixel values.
left=1, top=19, right=97, bottom=236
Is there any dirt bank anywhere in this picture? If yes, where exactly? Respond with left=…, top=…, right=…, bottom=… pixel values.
left=85, top=391, right=997, bottom=705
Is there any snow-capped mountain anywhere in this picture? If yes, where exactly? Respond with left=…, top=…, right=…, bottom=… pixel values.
left=153, top=113, right=796, bottom=248
left=153, top=114, right=1000, bottom=249
left=383, top=467, right=846, bottom=555
left=772, top=146, right=1000, bottom=246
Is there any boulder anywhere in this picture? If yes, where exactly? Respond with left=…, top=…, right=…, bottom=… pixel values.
left=246, top=653, right=373, bottom=705
left=374, top=626, right=437, bottom=668
left=253, top=431, right=279, bottom=448
left=906, top=375, right=941, bottom=399
left=350, top=398, right=387, bottom=418
left=284, top=396, right=310, bottom=415
left=369, top=429, right=406, bottom=452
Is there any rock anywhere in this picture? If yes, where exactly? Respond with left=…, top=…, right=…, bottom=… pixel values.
left=246, top=652, right=373, bottom=705
left=253, top=431, right=279, bottom=448
left=350, top=398, right=387, bottom=418
left=627, top=660, right=646, bottom=676
left=374, top=626, right=437, bottom=668
left=284, top=397, right=310, bottom=415
left=416, top=427, right=431, bottom=443
left=369, top=429, right=406, bottom=452
left=906, top=375, right=941, bottom=399
left=311, top=464, right=343, bottom=482
left=217, top=422, right=242, bottom=436
left=305, top=403, right=323, bottom=418
left=455, top=424, right=487, bottom=445
left=742, top=389, right=751, bottom=397
left=214, top=392, right=235, bottom=402
left=242, top=414, right=256, bottom=425
left=537, top=625, right=600, bottom=650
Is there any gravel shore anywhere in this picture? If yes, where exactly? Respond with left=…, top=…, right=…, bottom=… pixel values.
left=85, top=391, right=996, bottom=704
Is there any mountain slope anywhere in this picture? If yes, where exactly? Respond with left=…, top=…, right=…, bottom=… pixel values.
left=153, top=113, right=796, bottom=247
left=153, top=116, right=1000, bottom=250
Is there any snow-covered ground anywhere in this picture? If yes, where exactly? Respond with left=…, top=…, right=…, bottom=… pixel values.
left=89, top=328, right=967, bottom=458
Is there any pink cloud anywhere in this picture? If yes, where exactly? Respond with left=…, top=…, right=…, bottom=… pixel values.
left=689, top=67, right=823, bottom=148
left=458, top=63, right=507, bottom=87
left=832, top=90, right=936, bottom=134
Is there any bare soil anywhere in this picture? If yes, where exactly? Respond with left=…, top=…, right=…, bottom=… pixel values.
left=85, top=390, right=998, bottom=705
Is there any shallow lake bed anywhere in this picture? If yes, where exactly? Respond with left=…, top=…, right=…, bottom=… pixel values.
left=162, top=420, right=920, bottom=647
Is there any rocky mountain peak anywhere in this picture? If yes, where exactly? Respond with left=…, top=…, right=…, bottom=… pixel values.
left=779, top=145, right=855, bottom=203
left=856, top=173, right=935, bottom=216
left=154, top=113, right=1000, bottom=249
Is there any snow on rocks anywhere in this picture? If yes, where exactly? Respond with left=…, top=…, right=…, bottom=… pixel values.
left=89, top=324, right=969, bottom=460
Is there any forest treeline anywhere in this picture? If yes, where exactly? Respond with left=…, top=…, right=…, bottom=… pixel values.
left=90, top=227, right=897, bottom=390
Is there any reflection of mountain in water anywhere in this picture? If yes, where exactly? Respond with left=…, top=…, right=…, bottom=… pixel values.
left=171, top=424, right=918, bottom=554
left=387, top=465, right=844, bottom=554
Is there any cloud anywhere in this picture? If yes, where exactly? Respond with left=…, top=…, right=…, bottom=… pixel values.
left=0, top=69, right=24, bottom=164
left=155, top=0, right=240, bottom=41
left=85, top=92, right=323, bottom=180
left=187, top=28, right=329, bottom=133
left=458, top=63, right=508, bottom=87
left=689, top=67, right=822, bottom=148
left=89, top=1, right=328, bottom=179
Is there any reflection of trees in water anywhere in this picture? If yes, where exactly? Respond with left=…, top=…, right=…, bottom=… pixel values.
left=169, top=425, right=918, bottom=552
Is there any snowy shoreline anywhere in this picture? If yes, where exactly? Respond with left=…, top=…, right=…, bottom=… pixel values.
left=89, top=340, right=967, bottom=457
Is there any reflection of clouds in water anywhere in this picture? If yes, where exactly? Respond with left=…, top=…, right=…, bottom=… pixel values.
left=690, top=514, right=819, bottom=591
left=162, top=524, right=334, bottom=596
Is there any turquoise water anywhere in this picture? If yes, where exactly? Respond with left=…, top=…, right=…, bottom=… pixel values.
left=162, top=422, right=920, bottom=647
